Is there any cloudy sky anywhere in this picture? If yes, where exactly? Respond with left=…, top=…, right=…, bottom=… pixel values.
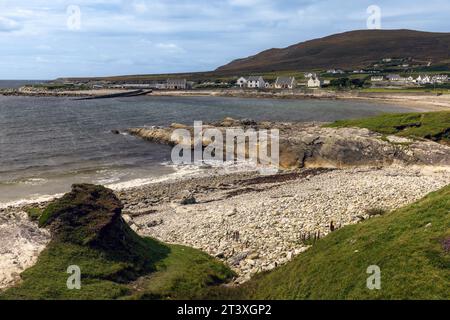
left=1, top=0, right=449, bottom=79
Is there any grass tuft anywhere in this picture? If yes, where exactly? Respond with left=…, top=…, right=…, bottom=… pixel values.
left=326, top=111, right=450, bottom=144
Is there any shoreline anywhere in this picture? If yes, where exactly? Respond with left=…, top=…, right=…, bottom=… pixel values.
left=2, top=87, right=449, bottom=111
left=1, top=164, right=450, bottom=288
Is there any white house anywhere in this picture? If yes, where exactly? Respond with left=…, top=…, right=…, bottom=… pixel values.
left=371, top=76, right=384, bottom=82
left=326, top=69, right=345, bottom=74
left=236, top=77, right=247, bottom=88
left=167, top=79, right=187, bottom=90
left=307, top=76, right=322, bottom=88
left=386, top=74, right=403, bottom=82
left=416, top=75, right=431, bottom=84
left=274, top=76, right=296, bottom=89
left=247, top=76, right=266, bottom=89
left=432, top=75, right=449, bottom=84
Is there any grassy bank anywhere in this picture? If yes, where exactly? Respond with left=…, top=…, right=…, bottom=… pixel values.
left=205, top=185, right=450, bottom=300
left=327, top=111, right=450, bottom=144
left=0, top=184, right=233, bottom=300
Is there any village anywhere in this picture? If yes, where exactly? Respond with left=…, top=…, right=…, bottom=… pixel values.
left=56, top=69, right=450, bottom=92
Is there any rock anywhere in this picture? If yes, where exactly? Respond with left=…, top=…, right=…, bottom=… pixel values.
left=38, top=184, right=124, bottom=245
left=181, top=193, right=196, bottom=205
left=240, top=118, right=257, bottom=126
left=111, top=130, right=120, bottom=135
left=229, top=252, right=249, bottom=266
left=215, top=252, right=225, bottom=259
left=147, top=219, right=164, bottom=228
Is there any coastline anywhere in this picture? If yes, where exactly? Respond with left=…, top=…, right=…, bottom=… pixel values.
left=1, top=92, right=449, bottom=289
left=2, top=164, right=450, bottom=288
left=2, top=87, right=450, bottom=111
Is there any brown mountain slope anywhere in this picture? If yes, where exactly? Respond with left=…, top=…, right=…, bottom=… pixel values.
left=216, top=29, right=450, bottom=72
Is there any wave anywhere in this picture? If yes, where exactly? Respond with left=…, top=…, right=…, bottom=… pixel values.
left=0, top=193, right=64, bottom=209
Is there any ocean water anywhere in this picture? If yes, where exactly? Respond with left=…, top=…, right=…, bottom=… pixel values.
left=0, top=95, right=416, bottom=206
left=0, top=80, right=47, bottom=89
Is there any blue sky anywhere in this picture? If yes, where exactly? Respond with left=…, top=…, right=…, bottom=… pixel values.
left=1, top=0, right=450, bottom=79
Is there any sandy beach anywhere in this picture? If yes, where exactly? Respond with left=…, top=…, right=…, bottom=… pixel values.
left=3, top=87, right=450, bottom=111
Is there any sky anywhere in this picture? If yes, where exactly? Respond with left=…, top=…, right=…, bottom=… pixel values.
left=0, top=0, right=450, bottom=79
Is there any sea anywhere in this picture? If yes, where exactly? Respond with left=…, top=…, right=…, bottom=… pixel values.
left=0, top=93, right=418, bottom=206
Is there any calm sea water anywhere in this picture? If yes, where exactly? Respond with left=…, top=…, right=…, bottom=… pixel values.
left=0, top=80, right=47, bottom=89
left=0, top=95, right=417, bottom=205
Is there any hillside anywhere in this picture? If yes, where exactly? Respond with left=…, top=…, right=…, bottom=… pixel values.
left=0, top=184, right=233, bottom=300
left=203, top=185, right=450, bottom=300
left=217, top=29, right=450, bottom=73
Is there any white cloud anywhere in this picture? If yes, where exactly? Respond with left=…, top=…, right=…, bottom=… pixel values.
left=0, top=16, right=21, bottom=32
left=0, top=0, right=449, bottom=79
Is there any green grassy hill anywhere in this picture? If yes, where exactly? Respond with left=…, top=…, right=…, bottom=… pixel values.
left=0, top=184, right=233, bottom=300
left=327, top=111, right=450, bottom=144
left=205, top=185, right=450, bottom=300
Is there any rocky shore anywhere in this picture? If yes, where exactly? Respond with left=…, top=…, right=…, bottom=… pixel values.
left=0, top=209, right=50, bottom=289
left=1, top=118, right=450, bottom=289
left=116, top=166, right=450, bottom=283
left=129, top=118, right=450, bottom=169
left=2, top=87, right=449, bottom=111
left=1, top=165, right=450, bottom=287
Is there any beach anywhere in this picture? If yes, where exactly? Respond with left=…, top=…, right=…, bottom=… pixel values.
left=0, top=94, right=449, bottom=290
left=1, top=164, right=450, bottom=288
left=2, top=87, right=450, bottom=111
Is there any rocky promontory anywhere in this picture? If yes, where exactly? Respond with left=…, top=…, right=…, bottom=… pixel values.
left=128, top=118, right=450, bottom=169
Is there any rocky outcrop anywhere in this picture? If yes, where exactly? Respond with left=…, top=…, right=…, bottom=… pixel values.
left=128, top=118, right=450, bottom=169
left=0, top=209, right=50, bottom=290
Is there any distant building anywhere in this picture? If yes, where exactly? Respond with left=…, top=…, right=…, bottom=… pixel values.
left=274, top=76, right=296, bottom=89
left=304, top=72, right=316, bottom=79
left=326, top=69, right=345, bottom=74
left=431, top=75, right=448, bottom=84
left=386, top=74, right=403, bottom=82
left=167, top=79, right=187, bottom=90
left=415, top=75, right=431, bottom=84
left=371, top=76, right=384, bottom=82
left=247, top=76, right=266, bottom=89
left=236, top=77, right=247, bottom=88
left=307, top=76, right=322, bottom=88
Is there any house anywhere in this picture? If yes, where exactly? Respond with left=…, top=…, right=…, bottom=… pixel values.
left=274, top=77, right=296, bottom=89
left=416, top=75, right=431, bottom=85
left=304, top=72, right=316, bottom=79
left=307, top=76, right=322, bottom=88
left=371, top=76, right=384, bottom=82
left=247, top=76, right=266, bottom=89
left=386, top=74, right=403, bottom=82
left=236, top=77, right=247, bottom=88
left=167, top=79, right=187, bottom=90
left=326, top=69, right=345, bottom=74
left=432, top=75, right=448, bottom=84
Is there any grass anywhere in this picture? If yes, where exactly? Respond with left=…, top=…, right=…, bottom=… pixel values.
left=359, top=87, right=450, bottom=94
left=0, top=239, right=233, bottom=300
left=0, top=184, right=234, bottom=300
left=204, top=185, right=450, bottom=300
left=25, top=207, right=43, bottom=222
left=326, top=111, right=450, bottom=144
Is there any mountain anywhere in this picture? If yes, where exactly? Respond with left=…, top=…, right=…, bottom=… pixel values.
left=216, top=29, right=450, bottom=73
